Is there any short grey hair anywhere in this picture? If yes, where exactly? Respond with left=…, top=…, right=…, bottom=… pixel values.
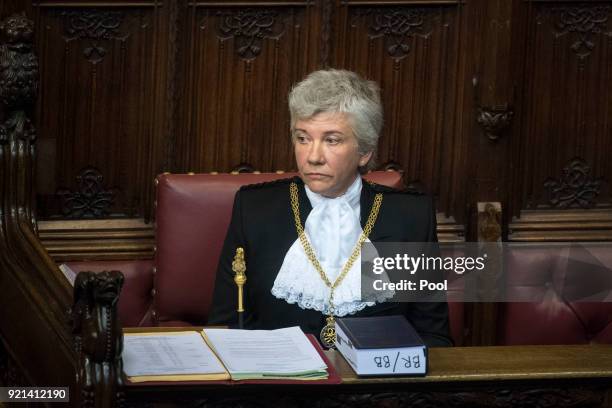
left=288, top=69, right=383, bottom=171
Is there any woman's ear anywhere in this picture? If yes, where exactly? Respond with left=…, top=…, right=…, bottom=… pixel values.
left=359, top=151, right=373, bottom=167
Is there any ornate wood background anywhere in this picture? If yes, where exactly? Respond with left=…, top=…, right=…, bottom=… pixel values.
left=1, top=0, right=610, bottom=237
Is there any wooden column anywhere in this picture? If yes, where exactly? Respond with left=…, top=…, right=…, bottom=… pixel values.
left=0, top=10, right=76, bottom=392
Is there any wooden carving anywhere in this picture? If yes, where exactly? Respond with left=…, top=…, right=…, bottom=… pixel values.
left=72, top=270, right=125, bottom=408
left=361, top=7, right=434, bottom=61
left=320, top=0, right=333, bottom=67
left=478, top=202, right=502, bottom=242
left=0, top=12, right=38, bottom=143
left=476, top=105, right=514, bottom=141
left=134, top=386, right=605, bottom=407
left=217, top=9, right=286, bottom=60
left=61, top=10, right=126, bottom=64
left=543, top=158, right=602, bottom=209
left=56, top=167, right=116, bottom=218
left=540, top=5, right=611, bottom=64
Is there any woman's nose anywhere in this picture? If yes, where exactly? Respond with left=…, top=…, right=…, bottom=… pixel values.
left=307, top=141, right=325, bottom=165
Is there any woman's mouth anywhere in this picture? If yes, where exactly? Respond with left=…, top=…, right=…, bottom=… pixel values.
left=306, top=173, right=330, bottom=180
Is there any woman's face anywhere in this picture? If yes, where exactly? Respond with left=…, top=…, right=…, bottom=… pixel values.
left=293, top=112, right=372, bottom=198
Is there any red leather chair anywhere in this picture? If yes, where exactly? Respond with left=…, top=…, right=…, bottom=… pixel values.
left=498, top=244, right=612, bottom=344
left=153, top=171, right=404, bottom=325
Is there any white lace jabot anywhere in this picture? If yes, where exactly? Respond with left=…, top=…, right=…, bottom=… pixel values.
left=271, top=176, right=392, bottom=316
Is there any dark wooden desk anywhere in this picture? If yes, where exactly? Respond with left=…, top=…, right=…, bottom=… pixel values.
left=125, top=344, right=612, bottom=408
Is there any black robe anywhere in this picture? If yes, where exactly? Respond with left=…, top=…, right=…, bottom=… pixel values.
left=207, top=176, right=453, bottom=347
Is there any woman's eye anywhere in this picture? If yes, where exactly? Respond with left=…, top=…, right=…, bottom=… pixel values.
left=295, top=135, right=308, bottom=144
left=326, top=137, right=340, bottom=145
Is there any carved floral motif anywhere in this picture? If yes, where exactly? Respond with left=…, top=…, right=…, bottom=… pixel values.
left=217, top=9, right=285, bottom=60
left=61, top=10, right=125, bottom=64
left=56, top=167, right=116, bottom=218
left=542, top=6, right=611, bottom=62
left=357, top=8, right=434, bottom=60
left=62, top=10, right=122, bottom=40
left=544, top=158, right=602, bottom=208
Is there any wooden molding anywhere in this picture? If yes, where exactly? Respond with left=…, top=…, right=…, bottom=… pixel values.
left=509, top=209, right=612, bottom=241
left=38, top=218, right=155, bottom=261
left=37, top=215, right=461, bottom=261
left=342, top=0, right=463, bottom=5
left=187, top=1, right=310, bottom=6
left=35, top=1, right=162, bottom=7
left=436, top=213, right=465, bottom=243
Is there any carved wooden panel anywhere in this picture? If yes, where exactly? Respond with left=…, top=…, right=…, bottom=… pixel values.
left=510, top=3, right=612, bottom=216
left=174, top=3, right=318, bottom=175
left=33, top=3, right=171, bottom=219
left=333, top=3, right=467, bottom=218
left=26, top=1, right=473, bottom=224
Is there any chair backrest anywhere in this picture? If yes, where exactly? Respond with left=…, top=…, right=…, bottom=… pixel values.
left=153, top=171, right=403, bottom=325
left=499, top=244, right=612, bottom=344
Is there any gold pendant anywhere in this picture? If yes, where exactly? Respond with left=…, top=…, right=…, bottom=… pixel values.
left=320, top=315, right=336, bottom=349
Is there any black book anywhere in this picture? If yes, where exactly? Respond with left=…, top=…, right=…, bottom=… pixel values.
left=335, top=315, right=427, bottom=376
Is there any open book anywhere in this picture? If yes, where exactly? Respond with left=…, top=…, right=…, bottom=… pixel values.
left=123, top=327, right=328, bottom=382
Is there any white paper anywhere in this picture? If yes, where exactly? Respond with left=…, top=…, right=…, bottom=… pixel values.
left=123, top=332, right=226, bottom=376
left=58, top=263, right=77, bottom=286
left=202, top=326, right=327, bottom=375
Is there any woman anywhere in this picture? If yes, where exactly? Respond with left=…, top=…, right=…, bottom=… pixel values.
left=208, top=69, right=452, bottom=348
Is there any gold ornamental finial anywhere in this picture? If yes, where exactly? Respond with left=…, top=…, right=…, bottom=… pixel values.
left=232, top=247, right=247, bottom=315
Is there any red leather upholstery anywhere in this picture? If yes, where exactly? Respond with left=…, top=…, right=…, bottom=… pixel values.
left=153, top=171, right=403, bottom=325
left=66, top=260, right=154, bottom=327
left=499, top=245, right=612, bottom=345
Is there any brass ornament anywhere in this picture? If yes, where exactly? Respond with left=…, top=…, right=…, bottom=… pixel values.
left=320, top=316, right=337, bottom=349
left=232, top=247, right=247, bottom=313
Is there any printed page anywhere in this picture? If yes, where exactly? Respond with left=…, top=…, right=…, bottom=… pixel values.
left=58, top=263, right=77, bottom=286
left=202, top=327, right=327, bottom=376
left=123, top=331, right=227, bottom=377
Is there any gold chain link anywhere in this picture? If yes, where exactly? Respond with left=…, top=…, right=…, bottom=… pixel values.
left=290, top=182, right=383, bottom=314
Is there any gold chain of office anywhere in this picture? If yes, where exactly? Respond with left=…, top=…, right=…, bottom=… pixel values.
left=289, top=181, right=383, bottom=348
